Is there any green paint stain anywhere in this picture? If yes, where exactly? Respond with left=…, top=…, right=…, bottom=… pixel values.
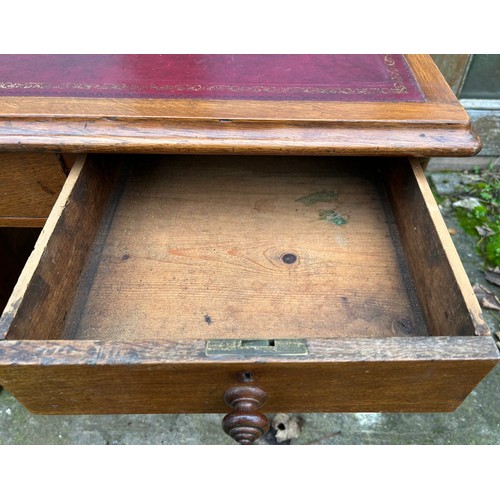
left=296, top=191, right=338, bottom=206
left=319, top=209, right=348, bottom=225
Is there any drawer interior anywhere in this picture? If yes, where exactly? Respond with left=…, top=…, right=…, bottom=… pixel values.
left=1, top=154, right=486, bottom=343
left=66, top=155, right=426, bottom=341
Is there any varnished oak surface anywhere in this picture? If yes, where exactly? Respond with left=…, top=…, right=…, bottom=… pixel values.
left=0, top=338, right=497, bottom=414
left=0, top=55, right=480, bottom=156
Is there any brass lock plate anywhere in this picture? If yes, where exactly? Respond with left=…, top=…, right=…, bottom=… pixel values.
left=205, top=339, right=308, bottom=356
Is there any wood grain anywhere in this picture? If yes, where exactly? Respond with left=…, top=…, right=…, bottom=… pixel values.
left=0, top=154, right=120, bottom=340
left=0, top=152, right=66, bottom=226
left=384, top=157, right=489, bottom=337
left=0, top=217, right=48, bottom=228
left=0, top=98, right=470, bottom=122
left=406, top=54, right=459, bottom=103
left=0, top=117, right=481, bottom=157
left=62, top=155, right=427, bottom=341
left=0, top=56, right=480, bottom=156
left=0, top=337, right=497, bottom=414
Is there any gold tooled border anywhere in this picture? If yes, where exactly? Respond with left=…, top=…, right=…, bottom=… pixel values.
left=0, top=55, right=411, bottom=96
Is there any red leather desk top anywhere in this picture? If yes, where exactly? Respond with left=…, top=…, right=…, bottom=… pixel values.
left=0, top=54, right=424, bottom=102
left=0, top=55, right=478, bottom=156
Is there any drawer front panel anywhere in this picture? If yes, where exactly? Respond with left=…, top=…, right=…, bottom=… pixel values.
left=0, top=338, right=497, bottom=414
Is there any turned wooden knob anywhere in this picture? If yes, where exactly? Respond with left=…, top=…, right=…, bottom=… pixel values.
left=222, top=386, right=269, bottom=445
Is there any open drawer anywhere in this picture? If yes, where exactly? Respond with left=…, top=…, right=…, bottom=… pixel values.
left=0, top=154, right=498, bottom=442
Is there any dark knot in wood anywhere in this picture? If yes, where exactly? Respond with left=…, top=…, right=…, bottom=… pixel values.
left=222, top=386, right=269, bottom=445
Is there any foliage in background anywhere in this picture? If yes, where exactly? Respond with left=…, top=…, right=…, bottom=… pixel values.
left=454, top=162, right=500, bottom=267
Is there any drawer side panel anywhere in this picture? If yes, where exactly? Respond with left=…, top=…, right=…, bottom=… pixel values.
left=383, top=158, right=488, bottom=337
left=0, top=155, right=120, bottom=340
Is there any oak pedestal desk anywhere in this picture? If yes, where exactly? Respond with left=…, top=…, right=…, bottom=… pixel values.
left=0, top=55, right=498, bottom=445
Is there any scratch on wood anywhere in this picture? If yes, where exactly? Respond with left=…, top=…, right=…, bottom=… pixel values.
left=36, top=180, right=56, bottom=196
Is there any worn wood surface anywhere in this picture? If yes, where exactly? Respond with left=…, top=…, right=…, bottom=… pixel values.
left=0, top=118, right=481, bottom=157
left=0, top=56, right=480, bottom=156
left=0, top=155, right=120, bottom=340
left=384, top=157, right=489, bottom=337
left=0, top=153, right=66, bottom=227
left=0, top=337, right=497, bottom=413
left=61, top=155, right=426, bottom=341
